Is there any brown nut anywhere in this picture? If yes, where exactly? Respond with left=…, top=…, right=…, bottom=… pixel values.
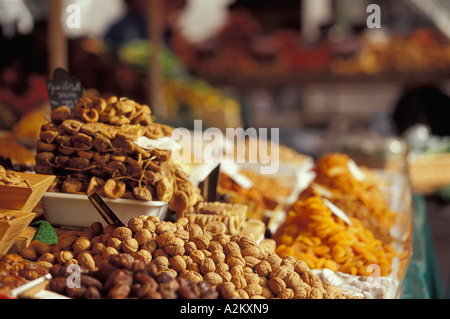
left=72, top=236, right=91, bottom=255
left=77, top=251, right=96, bottom=271
left=127, top=217, right=144, bottom=232
left=58, top=250, right=74, bottom=264
left=255, top=260, right=272, bottom=277
left=91, top=242, right=107, bottom=255
left=102, top=247, right=119, bottom=259
left=285, top=272, right=302, bottom=289
left=141, top=240, right=158, bottom=254
left=112, top=226, right=132, bottom=241
left=193, top=235, right=210, bottom=251
left=107, top=237, right=123, bottom=251
left=164, top=242, right=185, bottom=257
left=277, top=288, right=294, bottom=299
left=224, top=242, right=241, bottom=256
left=245, top=283, right=262, bottom=297
left=156, top=232, right=175, bottom=247
left=308, top=287, right=323, bottom=299
left=268, top=277, right=286, bottom=295
left=204, top=272, right=223, bottom=287
left=180, top=270, right=203, bottom=283
left=122, top=238, right=139, bottom=253
left=189, top=250, right=205, bottom=264
left=170, top=255, right=187, bottom=272
left=134, top=228, right=152, bottom=246
left=210, top=250, right=226, bottom=264
left=200, top=257, right=216, bottom=274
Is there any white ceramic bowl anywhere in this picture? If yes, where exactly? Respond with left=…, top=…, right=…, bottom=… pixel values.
left=41, top=192, right=168, bottom=228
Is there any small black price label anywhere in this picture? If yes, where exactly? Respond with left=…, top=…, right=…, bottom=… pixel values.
left=46, top=68, right=83, bottom=110
left=88, top=193, right=125, bottom=227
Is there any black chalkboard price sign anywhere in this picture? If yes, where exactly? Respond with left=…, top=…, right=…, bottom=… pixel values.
left=45, top=68, right=83, bottom=110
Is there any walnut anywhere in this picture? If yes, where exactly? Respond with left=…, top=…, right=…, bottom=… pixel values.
left=255, top=260, right=272, bottom=277
left=101, top=233, right=113, bottom=245
left=58, top=250, right=74, bottom=264
left=127, top=217, right=144, bottom=232
left=170, top=255, right=186, bottom=272
left=37, top=252, right=56, bottom=264
left=294, top=259, right=309, bottom=274
left=241, top=246, right=262, bottom=259
left=112, top=226, right=132, bottom=241
left=133, top=249, right=153, bottom=263
left=107, top=237, right=123, bottom=251
left=212, top=233, right=230, bottom=246
left=91, top=242, right=106, bottom=255
left=230, top=265, right=244, bottom=278
left=232, top=276, right=247, bottom=290
left=224, top=242, right=240, bottom=256
left=174, top=229, right=189, bottom=241
left=308, top=287, right=323, bottom=299
left=277, top=288, right=294, bottom=299
left=244, top=272, right=259, bottom=285
left=203, top=272, right=223, bottom=287
left=270, top=265, right=290, bottom=280
left=226, top=255, right=245, bottom=268
left=72, top=236, right=91, bottom=255
left=153, top=248, right=169, bottom=259
left=141, top=240, right=158, bottom=254
left=235, top=289, right=249, bottom=299
left=164, top=242, right=185, bottom=256
left=210, top=250, right=226, bottom=264
left=102, top=247, right=119, bottom=259
left=208, top=241, right=223, bottom=253
left=186, top=224, right=203, bottom=241
left=238, top=236, right=257, bottom=249
left=268, top=277, right=286, bottom=295
left=187, top=262, right=200, bottom=273
left=200, top=257, right=216, bottom=274
left=189, top=250, right=205, bottom=264
left=122, top=238, right=139, bottom=253
left=244, top=256, right=260, bottom=268
left=193, top=235, right=210, bottom=250
left=245, top=283, right=262, bottom=297
left=134, top=228, right=152, bottom=246
left=143, top=219, right=156, bottom=232
left=261, top=286, right=274, bottom=299
left=156, top=232, right=175, bottom=247
left=184, top=241, right=197, bottom=255
left=151, top=256, right=169, bottom=270
left=180, top=270, right=203, bottom=283
left=284, top=272, right=302, bottom=289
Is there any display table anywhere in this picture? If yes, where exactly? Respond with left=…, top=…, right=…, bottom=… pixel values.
left=402, top=195, right=445, bottom=299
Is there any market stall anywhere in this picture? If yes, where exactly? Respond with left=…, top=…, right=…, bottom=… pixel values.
left=0, top=0, right=447, bottom=302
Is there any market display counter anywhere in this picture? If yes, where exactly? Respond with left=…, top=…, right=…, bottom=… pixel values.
left=402, top=195, right=445, bottom=299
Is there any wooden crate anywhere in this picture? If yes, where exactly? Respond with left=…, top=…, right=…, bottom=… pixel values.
left=0, top=209, right=36, bottom=255
left=0, top=172, right=55, bottom=212
left=408, top=153, right=450, bottom=194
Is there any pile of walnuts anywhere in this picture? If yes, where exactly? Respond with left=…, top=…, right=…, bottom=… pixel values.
left=34, top=96, right=203, bottom=214
left=21, top=215, right=356, bottom=299
left=48, top=254, right=220, bottom=299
